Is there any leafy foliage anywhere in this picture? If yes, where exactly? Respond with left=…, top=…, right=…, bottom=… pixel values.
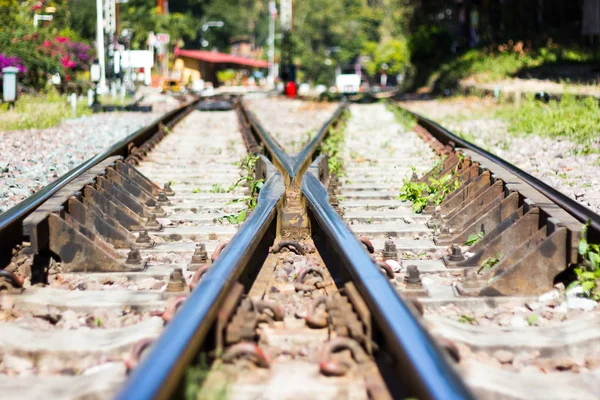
left=568, top=221, right=600, bottom=301
left=321, top=111, right=348, bottom=177
left=526, top=313, right=540, bottom=326
left=399, top=167, right=459, bottom=213
left=477, top=254, right=502, bottom=274
left=218, top=154, right=263, bottom=225
left=427, top=42, right=600, bottom=93
left=0, top=28, right=93, bottom=90
left=500, top=94, right=600, bottom=147
left=464, top=232, right=484, bottom=246
left=216, top=69, right=237, bottom=85
left=386, top=102, right=416, bottom=131
left=363, top=38, right=410, bottom=75
left=0, top=90, right=92, bottom=129
left=457, top=314, right=477, bottom=325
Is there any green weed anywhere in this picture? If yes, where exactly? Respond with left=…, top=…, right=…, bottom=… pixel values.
left=321, top=110, right=349, bottom=177
left=567, top=221, right=600, bottom=300
left=457, top=314, right=477, bottom=325
left=217, top=154, right=263, bottom=224
left=500, top=94, right=600, bottom=147
left=526, top=313, right=540, bottom=326
left=185, top=353, right=228, bottom=400
left=428, top=44, right=599, bottom=92
left=477, top=253, right=502, bottom=274
left=464, top=232, right=484, bottom=246
left=210, top=184, right=229, bottom=193
left=398, top=166, right=459, bottom=213
left=386, top=102, right=416, bottom=131
left=0, top=91, right=92, bottom=131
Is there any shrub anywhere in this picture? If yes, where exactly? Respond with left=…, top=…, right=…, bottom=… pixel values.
left=0, top=29, right=94, bottom=90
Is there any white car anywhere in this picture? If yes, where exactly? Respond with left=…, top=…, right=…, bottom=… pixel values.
left=336, top=74, right=361, bottom=94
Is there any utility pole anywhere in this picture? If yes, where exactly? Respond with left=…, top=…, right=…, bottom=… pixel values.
left=267, top=1, right=276, bottom=86
left=96, top=0, right=106, bottom=91
left=280, top=0, right=294, bottom=85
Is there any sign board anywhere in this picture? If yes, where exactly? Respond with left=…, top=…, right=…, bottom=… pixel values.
left=120, top=50, right=153, bottom=69
left=280, top=0, right=292, bottom=31
left=156, top=33, right=170, bottom=44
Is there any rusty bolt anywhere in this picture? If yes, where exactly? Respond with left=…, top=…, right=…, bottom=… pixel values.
left=136, top=229, right=151, bottom=244
left=153, top=203, right=164, bottom=214
left=146, top=214, right=160, bottom=229
left=126, top=248, right=142, bottom=264
left=448, top=244, right=465, bottom=262
left=404, top=265, right=422, bottom=287
left=163, top=182, right=175, bottom=195
left=157, top=191, right=169, bottom=204
left=191, top=242, right=208, bottom=264
left=382, top=240, right=398, bottom=261
left=165, top=268, right=186, bottom=292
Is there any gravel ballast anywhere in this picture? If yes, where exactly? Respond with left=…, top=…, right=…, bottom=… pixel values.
left=0, top=111, right=168, bottom=213
left=245, top=96, right=337, bottom=153
left=401, top=97, right=600, bottom=214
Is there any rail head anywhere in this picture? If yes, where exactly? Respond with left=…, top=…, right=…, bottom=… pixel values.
left=302, top=169, right=474, bottom=400
left=117, top=172, right=285, bottom=400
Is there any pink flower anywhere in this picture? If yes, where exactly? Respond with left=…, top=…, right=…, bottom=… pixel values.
left=55, top=36, right=69, bottom=43
left=31, top=3, right=42, bottom=11
left=43, top=40, right=52, bottom=49
left=12, top=38, right=17, bottom=44
left=65, top=74, right=71, bottom=81
left=60, top=55, right=72, bottom=68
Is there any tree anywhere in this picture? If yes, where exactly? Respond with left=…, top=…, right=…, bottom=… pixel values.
left=363, top=38, right=410, bottom=75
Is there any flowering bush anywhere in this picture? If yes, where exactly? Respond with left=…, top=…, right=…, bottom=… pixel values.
left=0, top=29, right=94, bottom=90
left=0, top=54, right=26, bottom=74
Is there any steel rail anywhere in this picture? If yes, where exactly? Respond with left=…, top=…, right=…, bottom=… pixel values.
left=242, top=104, right=295, bottom=178
left=292, top=101, right=346, bottom=182
left=302, top=169, right=474, bottom=400
left=402, top=107, right=600, bottom=242
left=242, top=101, right=347, bottom=184
left=118, top=172, right=285, bottom=400
left=245, top=101, right=473, bottom=397
left=0, top=97, right=199, bottom=264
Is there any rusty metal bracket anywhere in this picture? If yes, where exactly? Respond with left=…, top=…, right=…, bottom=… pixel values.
left=23, top=156, right=165, bottom=272
left=215, top=281, right=245, bottom=356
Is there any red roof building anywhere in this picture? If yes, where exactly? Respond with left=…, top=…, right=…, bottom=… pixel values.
left=174, top=49, right=268, bottom=86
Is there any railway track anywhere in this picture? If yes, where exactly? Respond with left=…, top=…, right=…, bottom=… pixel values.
left=0, top=94, right=599, bottom=399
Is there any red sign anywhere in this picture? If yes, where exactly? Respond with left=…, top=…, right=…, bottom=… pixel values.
left=156, top=33, right=170, bottom=44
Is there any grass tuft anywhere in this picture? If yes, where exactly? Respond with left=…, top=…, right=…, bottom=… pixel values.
left=0, top=91, right=92, bottom=131
left=499, top=94, right=600, bottom=148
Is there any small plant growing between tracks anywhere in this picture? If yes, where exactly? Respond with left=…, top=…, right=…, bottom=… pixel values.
left=386, top=102, right=416, bottom=131
left=526, top=313, right=540, bottom=326
left=457, top=314, right=477, bottom=325
left=321, top=109, right=349, bottom=178
left=398, top=166, right=459, bottom=213
left=477, top=253, right=502, bottom=274
left=185, top=353, right=227, bottom=400
left=568, top=221, right=600, bottom=300
left=218, top=154, right=263, bottom=225
left=464, top=231, right=484, bottom=246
